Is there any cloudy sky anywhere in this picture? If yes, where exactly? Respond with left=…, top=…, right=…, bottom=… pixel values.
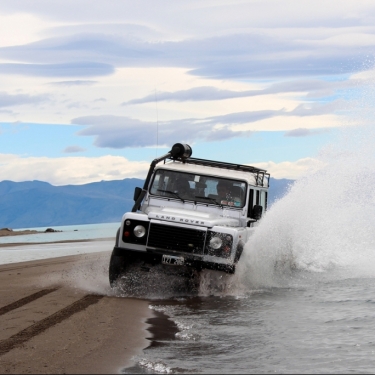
left=0, top=0, right=374, bottom=185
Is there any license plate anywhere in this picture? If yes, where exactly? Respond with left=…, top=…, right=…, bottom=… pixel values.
left=162, top=255, right=185, bottom=266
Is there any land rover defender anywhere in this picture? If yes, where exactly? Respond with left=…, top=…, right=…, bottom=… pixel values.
left=109, top=143, right=270, bottom=287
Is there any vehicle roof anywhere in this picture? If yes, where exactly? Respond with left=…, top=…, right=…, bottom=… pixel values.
left=155, top=160, right=269, bottom=187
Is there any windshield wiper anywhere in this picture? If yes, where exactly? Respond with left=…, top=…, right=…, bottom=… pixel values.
left=157, top=189, right=185, bottom=202
left=194, top=195, right=223, bottom=207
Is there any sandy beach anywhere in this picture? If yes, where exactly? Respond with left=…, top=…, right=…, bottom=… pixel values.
left=0, top=248, right=154, bottom=374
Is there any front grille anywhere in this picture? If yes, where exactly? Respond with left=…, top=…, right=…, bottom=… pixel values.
left=147, top=223, right=206, bottom=254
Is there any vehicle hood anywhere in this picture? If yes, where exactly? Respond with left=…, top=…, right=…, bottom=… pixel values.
left=146, top=207, right=239, bottom=228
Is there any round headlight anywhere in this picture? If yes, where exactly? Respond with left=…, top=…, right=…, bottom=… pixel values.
left=209, top=236, right=222, bottom=250
left=133, top=225, right=146, bottom=238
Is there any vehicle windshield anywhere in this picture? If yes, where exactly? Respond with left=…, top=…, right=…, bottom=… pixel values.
left=150, top=169, right=247, bottom=208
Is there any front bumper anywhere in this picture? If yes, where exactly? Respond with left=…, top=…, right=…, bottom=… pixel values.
left=112, top=246, right=236, bottom=274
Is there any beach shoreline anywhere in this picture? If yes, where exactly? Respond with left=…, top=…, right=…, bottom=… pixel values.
left=0, top=237, right=114, bottom=248
left=0, top=228, right=62, bottom=237
left=0, top=250, right=154, bottom=374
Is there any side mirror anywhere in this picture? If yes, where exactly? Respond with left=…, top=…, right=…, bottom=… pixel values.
left=133, top=187, right=142, bottom=201
left=252, top=205, right=263, bottom=220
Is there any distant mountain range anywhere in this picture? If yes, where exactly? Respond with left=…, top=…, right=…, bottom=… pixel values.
left=0, top=177, right=293, bottom=229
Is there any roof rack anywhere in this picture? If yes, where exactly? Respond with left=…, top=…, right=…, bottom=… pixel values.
left=175, top=157, right=268, bottom=174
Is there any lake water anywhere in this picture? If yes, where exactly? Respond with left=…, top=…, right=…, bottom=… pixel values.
left=0, top=222, right=119, bottom=244
left=0, top=222, right=118, bottom=264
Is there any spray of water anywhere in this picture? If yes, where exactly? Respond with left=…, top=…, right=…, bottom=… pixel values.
left=112, top=264, right=200, bottom=299
left=38, top=252, right=112, bottom=295
left=237, top=76, right=375, bottom=288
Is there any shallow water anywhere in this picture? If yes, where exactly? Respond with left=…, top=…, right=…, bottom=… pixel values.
left=128, top=272, right=375, bottom=374
left=0, top=222, right=119, bottom=244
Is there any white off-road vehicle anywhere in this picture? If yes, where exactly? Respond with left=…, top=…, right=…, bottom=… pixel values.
left=109, top=143, right=270, bottom=287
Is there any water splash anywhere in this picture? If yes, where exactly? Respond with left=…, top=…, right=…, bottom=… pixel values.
left=112, top=263, right=201, bottom=299
left=238, top=89, right=375, bottom=288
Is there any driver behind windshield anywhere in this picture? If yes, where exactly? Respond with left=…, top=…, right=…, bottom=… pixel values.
left=216, top=181, right=242, bottom=207
left=216, top=181, right=231, bottom=201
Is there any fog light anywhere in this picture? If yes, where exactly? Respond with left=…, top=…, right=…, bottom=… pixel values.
left=134, top=225, right=146, bottom=238
left=210, top=236, right=222, bottom=250
left=125, top=220, right=131, bottom=226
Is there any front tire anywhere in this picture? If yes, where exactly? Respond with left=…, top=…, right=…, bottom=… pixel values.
left=109, top=251, right=127, bottom=287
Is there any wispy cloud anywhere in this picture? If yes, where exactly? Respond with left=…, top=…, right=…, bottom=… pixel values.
left=0, top=92, right=49, bottom=107
left=71, top=115, right=253, bottom=148
left=72, top=101, right=344, bottom=148
left=123, top=79, right=361, bottom=105
left=0, top=62, right=114, bottom=77
left=0, top=30, right=372, bottom=80
left=284, top=128, right=329, bottom=137
left=0, top=109, right=15, bottom=114
left=47, top=80, right=98, bottom=86
left=62, top=145, right=86, bottom=153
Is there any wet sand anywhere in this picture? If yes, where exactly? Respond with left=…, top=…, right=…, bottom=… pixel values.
left=0, top=251, right=154, bottom=374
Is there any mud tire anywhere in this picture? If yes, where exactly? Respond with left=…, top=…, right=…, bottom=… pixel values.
left=109, top=252, right=127, bottom=287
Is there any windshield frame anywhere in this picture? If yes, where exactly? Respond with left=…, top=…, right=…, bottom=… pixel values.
left=149, top=169, right=248, bottom=209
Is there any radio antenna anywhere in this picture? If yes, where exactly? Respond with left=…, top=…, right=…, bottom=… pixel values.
left=154, top=88, right=159, bottom=157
